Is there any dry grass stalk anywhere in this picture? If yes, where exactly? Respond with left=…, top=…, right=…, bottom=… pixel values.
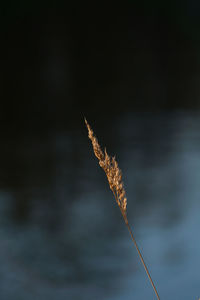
left=85, top=118, right=160, bottom=300
left=84, top=118, right=127, bottom=221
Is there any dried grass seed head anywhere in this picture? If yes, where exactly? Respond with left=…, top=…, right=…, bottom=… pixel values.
left=85, top=119, right=127, bottom=215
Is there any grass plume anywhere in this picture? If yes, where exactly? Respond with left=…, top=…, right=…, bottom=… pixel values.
left=85, top=118, right=160, bottom=300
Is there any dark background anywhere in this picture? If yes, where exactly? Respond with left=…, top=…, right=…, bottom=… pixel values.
left=1, top=2, right=200, bottom=299
left=2, top=0, right=200, bottom=134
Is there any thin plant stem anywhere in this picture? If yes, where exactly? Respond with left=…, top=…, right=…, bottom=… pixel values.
left=122, top=214, right=160, bottom=300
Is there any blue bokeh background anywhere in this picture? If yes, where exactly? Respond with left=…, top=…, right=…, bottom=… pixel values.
left=1, top=3, right=200, bottom=299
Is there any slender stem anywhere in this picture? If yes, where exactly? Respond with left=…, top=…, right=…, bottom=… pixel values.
left=112, top=191, right=160, bottom=299
left=124, top=217, right=160, bottom=300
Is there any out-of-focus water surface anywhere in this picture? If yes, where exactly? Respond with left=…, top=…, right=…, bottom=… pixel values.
left=0, top=112, right=200, bottom=300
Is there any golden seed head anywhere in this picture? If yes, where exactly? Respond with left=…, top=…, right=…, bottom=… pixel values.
left=85, top=119, right=127, bottom=218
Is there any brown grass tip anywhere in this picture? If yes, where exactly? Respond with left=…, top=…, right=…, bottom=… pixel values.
left=85, top=118, right=127, bottom=219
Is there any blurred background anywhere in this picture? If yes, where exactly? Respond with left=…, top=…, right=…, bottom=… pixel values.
left=1, top=1, right=200, bottom=299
